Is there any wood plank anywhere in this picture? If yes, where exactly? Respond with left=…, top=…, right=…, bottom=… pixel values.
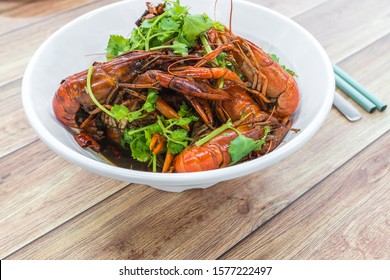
left=0, top=140, right=132, bottom=258
left=6, top=103, right=389, bottom=259
left=292, top=0, right=390, bottom=62
left=0, top=0, right=26, bottom=13
left=1, top=0, right=388, bottom=88
left=1, top=0, right=388, bottom=158
left=0, top=0, right=327, bottom=157
left=0, top=0, right=117, bottom=88
left=0, top=79, right=38, bottom=157
left=0, top=0, right=101, bottom=35
left=246, top=0, right=329, bottom=17
left=4, top=0, right=390, bottom=259
left=220, top=131, right=390, bottom=259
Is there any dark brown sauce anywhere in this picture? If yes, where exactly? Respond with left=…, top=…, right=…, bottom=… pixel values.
left=98, top=140, right=154, bottom=172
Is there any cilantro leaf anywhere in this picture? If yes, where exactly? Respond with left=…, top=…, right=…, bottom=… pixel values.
left=106, top=0, right=222, bottom=58
left=167, top=141, right=185, bottom=154
left=269, top=53, right=280, bottom=63
left=182, top=14, right=213, bottom=42
left=159, top=17, right=181, bottom=31
left=228, top=135, right=258, bottom=165
left=140, top=19, right=154, bottom=29
left=151, top=40, right=188, bottom=55
left=110, top=104, right=129, bottom=121
left=253, top=126, right=270, bottom=151
left=175, top=116, right=198, bottom=126
left=228, top=126, right=271, bottom=165
left=165, top=0, right=188, bottom=19
left=170, top=129, right=188, bottom=142
left=143, top=89, right=159, bottom=112
left=128, top=28, right=146, bottom=50
left=170, top=40, right=188, bottom=55
left=110, top=89, right=159, bottom=123
left=121, top=109, right=199, bottom=165
left=213, top=21, right=225, bottom=31
left=106, top=35, right=130, bottom=59
left=178, top=102, right=192, bottom=117
left=129, top=133, right=151, bottom=162
left=127, top=110, right=145, bottom=123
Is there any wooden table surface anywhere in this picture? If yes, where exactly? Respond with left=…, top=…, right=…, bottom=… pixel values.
left=1, top=0, right=389, bottom=260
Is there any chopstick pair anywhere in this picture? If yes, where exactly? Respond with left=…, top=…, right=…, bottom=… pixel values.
left=333, top=64, right=387, bottom=113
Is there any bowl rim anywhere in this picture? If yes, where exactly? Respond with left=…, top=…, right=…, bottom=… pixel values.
left=22, top=0, right=335, bottom=187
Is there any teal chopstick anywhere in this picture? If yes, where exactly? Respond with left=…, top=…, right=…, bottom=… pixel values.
left=334, top=73, right=376, bottom=113
left=333, top=64, right=387, bottom=111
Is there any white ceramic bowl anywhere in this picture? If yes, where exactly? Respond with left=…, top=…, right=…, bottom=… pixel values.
left=22, top=0, right=334, bottom=192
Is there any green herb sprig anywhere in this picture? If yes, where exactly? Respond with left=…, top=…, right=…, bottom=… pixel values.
left=87, top=66, right=159, bottom=123
left=228, top=126, right=270, bottom=165
left=194, top=118, right=271, bottom=165
left=106, top=0, right=221, bottom=58
left=110, top=89, right=159, bottom=122
left=121, top=105, right=198, bottom=170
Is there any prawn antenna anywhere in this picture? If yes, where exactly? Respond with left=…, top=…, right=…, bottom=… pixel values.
left=214, top=0, right=233, bottom=31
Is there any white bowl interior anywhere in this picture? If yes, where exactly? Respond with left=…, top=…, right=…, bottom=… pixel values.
left=22, top=0, right=334, bottom=192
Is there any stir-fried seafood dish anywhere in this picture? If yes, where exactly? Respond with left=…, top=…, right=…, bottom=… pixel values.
left=52, top=0, right=299, bottom=172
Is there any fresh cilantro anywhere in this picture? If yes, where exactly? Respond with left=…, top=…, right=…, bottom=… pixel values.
left=106, top=35, right=131, bottom=59
left=182, top=13, right=214, bottom=42
left=106, top=0, right=223, bottom=58
left=165, top=0, right=188, bottom=19
left=253, top=125, right=271, bottom=151
left=122, top=124, right=161, bottom=165
left=195, top=119, right=233, bottom=147
left=129, top=133, right=151, bottom=162
left=127, top=110, right=145, bottom=123
left=228, top=135, right=258, bottom=165
left=110, top=89, right=159, bottom=122
left=213, top=21, right=225, bottom=31
left=269, top=53, right=280, bottom=63
left=151, top=40, right=188, bottom=55
left=143, top=89, right=159, bottom=112
left=166, top=115, right=198, bottom=127
left=178, top=102, right=193, bottom=117
left=170, top=128, right=188, bottom=140
left=157, top=116, right=193, bottom=154
left=121, top=114, right=198, bottom=170
left=160, top=17, right=181, bottom=31
left=228, top=126, right=271, bottom=165
left=110, top=104, right=129, bottom=120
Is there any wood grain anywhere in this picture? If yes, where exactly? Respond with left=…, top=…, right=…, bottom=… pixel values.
left=292, top=0, right=390, bottom=63
left=246, top=0, right=329, bottom=17
left=0, top=0, right=102, bottom=35
left=220, top=131, right=390, bottom=259
left=0, top=141, right=130, bottom=258
left=0, top=0, right=118, bottom=88
left=6, top=90, right=389, bottom=259
left=0, top=79, right=38, bottom=157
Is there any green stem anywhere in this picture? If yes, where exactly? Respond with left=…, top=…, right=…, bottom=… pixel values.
left=152, top=154, right=157, bottom=172
left=157, top=118, right=187, bottom=146
left=126, top=123, right=159, bottom=136
left=87, top=66, right=114, bottom=118
left=148, top=30, right=177, bottom=43
left=145, top=12, right=167, bottom=50
left=195, top=119, right=232, bottom=146
left=199, top=34, right=212, bottom=54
